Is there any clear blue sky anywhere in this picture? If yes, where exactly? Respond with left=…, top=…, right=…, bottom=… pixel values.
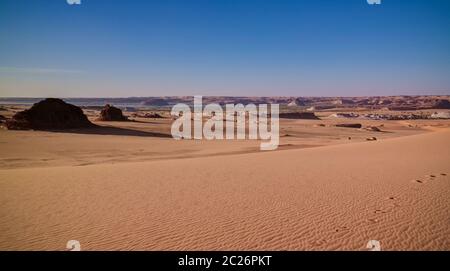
left=0, top=0, right=449, bottom=97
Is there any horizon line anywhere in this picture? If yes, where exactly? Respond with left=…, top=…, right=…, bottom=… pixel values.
left=1, top=94, right=450, bottom=99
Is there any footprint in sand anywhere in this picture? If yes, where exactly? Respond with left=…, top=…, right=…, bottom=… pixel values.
left=374, top=209, right=387, bottom=214
left=334, top=226, right=349, bottom=232
left=440, top=173, right=447, bottom=176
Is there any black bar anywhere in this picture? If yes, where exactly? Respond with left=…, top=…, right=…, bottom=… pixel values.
left=0, top=251, right=446, bottom=270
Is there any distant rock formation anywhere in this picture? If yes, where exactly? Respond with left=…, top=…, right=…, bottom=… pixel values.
left=287, top=100, right=298, bottom=107
left=142, top=98, right=170, bottom=106
left=131, top=112, right=164, bottom=118
left=286, top=98, right=310, bottom=107
left=432, top=99, right=450, bottom=109
left=377, top=99, right=392, bottom=105
left=144, top=112, right=164, bottom=118
left=335, top=123, right=362, bottom=128
left=330, top=113, right=359, bottom=118
left=388, top=106, right=419, bottom=111
left=123, top=107, right=138, bottom=112
left=293, top=98, right=307, bottom=106
left=279, top=112, right=320, bottom=120
left=6, top=98, right=93, bottom=130
left=98, top=104, right=128, bottom=121
left=331, top=98, right=356, bottom=105
left=430, top=112, right=450, bottom=119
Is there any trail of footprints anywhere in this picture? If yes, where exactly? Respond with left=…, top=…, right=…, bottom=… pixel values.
left=366, top=195, right=400, bottom=224
left=413, top=173, right=447, bottom=184
left=333, top=172, right=448, bottom=233
left=366, top=172, right=448, bottom=225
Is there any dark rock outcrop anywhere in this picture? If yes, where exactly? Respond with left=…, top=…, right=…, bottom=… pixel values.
left=6, top=98, right=93, bottom=130
left=279, top=112, right=320, bottom=120
left=335, top=123, right=362, bottom=128
left=98, top=104, right=128, bottom=121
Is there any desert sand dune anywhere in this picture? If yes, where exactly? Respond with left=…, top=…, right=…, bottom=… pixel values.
left=1, top=115, right=441, bottom=169
left=0, top=128, right=449, bottom=251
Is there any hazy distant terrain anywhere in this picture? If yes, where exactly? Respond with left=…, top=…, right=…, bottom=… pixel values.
left=1, top=95, right=449, bottom=110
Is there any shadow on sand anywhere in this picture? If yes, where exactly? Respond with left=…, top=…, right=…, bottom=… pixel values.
left=47, top=124, right=172, bottom=138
